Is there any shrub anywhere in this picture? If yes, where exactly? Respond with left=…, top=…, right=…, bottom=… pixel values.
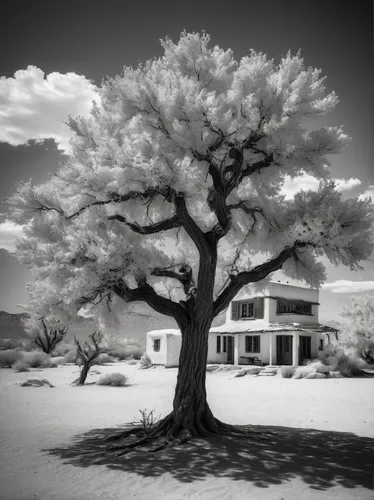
left=245, top=366, right=263, bottom=375
left=62, top=348, right=78, bottom=364
left=12, top=360, right=30, bottom=372
left=109, top=345, right=144, bottom=360
left=337, top=353, right=367, bottom=377
left=126, top=359, right=138, bottom=365
left=0, top=338, right=24, bottom=350
left=50, top=343, right=75, bottom=357
left=21, top=351, right=53, bottom=368
left=293, top=364, right=318, bottom=379
left=95, top=353, right=117, bottom=365
left=0, top=349, right=23, bottom=367
left=281, top=366, right=296, bottom=378
left=139, top=353, right=152, bottom=369
left=97, top=372, right=127, bottom=386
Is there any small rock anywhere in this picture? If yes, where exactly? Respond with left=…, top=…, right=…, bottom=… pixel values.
left=20, top=378, right=54, bottom=387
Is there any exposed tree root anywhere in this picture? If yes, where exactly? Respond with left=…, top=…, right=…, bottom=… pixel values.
left=105, top=413, right=276, bottom=456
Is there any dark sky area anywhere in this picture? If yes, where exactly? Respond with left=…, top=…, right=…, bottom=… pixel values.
left=0, top=0, right=373, bottom=315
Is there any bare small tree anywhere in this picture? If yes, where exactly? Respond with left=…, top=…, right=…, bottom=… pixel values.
left=34, top=319, right=67, bottom=354
left=73, top=331, right=103, bottom=385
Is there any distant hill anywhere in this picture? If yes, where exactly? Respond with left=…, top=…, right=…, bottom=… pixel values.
left=0, top=311, right=30, bottom=339
left=0, top=308, right=227, bottom=348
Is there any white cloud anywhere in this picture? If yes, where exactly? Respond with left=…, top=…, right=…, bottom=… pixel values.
left=0, top=66, right=99, bottom=153
left=358, top=185, right=374, bottom=201
left=0, top=221, right=23, bottom=253
left=281, top=174, right=361, bottom=199
left=322, top=280, right=374, bottom=294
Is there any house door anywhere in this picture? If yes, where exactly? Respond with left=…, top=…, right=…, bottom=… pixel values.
left=299, top=336, right=311, bottom=365
left=227, top=336, right=234, bottom=364
left=277, top=335, right=293, bottom=365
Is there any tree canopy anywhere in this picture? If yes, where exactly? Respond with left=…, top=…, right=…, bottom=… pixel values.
left=8, top=31, right=373, bottom=328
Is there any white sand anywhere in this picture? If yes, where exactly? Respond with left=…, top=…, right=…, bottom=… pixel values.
left=0, top=363, right=373, bottom=500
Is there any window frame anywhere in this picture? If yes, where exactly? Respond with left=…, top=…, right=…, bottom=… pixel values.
left=276, top=300, right=313, bottom=316
left=153, top=339, right=161, bottom=352
left=240, top=301, right=254, bottom=319
left=245, top=335, right=261, bottom=353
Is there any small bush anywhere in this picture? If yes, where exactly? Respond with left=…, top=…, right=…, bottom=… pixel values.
left=0, top=338, right=24, bottom=350
left=62, top=349, right=78, bottom=364
left=109, top=345, right=143, bottom=360
left=245, top=366, right=263, bottom=375
left=132, top=409, right=160, bottom=435
left=281, top=366, right=296, bottom=378
left=0, top=349, right=23, bottom=367
left=293, top=365, right=317, bottom=379
left=337, top=353, right=367, bottom=377
left=12, top=360, right=30, bottom=372
left=50, top=343, right=75, bottom=357
left=22, top=351, right=53, bottom=368
left=139, top=353, right=152, bottom=369
left=97, top=372, right=127, bottom=386
left=94, top=353, right=117, bottom=365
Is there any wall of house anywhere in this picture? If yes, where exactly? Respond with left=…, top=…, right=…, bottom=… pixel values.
left=165, top=333, right=182, bottom=367
left=146, top=331, right=167, bottom=365
left=267, top=282, right=319, bottom=324
left=207, top=333, right=231, bottom=364
left=238, top=333, right=271, bottom=365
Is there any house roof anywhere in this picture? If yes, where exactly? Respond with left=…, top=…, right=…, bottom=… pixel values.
left=210, top=321, right=339, bottom=335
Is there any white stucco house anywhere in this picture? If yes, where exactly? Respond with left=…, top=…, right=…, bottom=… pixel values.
left=146, top=281, right=339, bottom=367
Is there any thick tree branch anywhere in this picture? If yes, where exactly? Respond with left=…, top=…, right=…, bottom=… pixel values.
left=108, top=214, right=180, bottom=234
left=174, top=193, right=211, bottom=255
left=240, top=153, right=274, bottom=181
left=151, top=264, right=196, bottom=295
left=213, top=243, right=305, bottom=317
left=112, top=281, right=188, bottom=329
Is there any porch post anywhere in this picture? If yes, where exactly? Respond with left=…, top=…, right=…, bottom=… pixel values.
left=234, top=334, right=240, bottom=365
left=269, top=332, right=273, bottom=366
left=292, top=332, right=299, bottom=366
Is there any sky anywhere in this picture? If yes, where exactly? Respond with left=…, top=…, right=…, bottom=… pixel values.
left=0, top=0, right=373, bottom=321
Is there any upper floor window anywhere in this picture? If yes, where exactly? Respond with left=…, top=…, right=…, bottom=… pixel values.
left=277, top=300, right=312, bottom=315
left=231, top=297, right=264, bottom=320
left=241, top=302, right=254, bottom=318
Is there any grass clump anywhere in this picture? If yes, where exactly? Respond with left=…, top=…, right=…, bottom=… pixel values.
left=21, top=351, right=53, bottom=368
left=281, top=366, right=296, bottom=378
left=0, top=349, right=22, bottom=367
left=97, top=372, right=127, bottom=386
left=12, top=360, right=30, bottom=372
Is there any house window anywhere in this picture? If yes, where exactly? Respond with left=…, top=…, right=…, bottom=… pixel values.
left=241, top=302, right=254, bottom=318
left=223, top=336, right=227, bottom=353
left=153, top=339, right=161, bottom=352
left=277, top=300, right=312, bottom=315
left=245, top=335, right=260, bottom=353
left=319, top=339, right=324, bottom=351
left=217, top=336, right=221, bottom=353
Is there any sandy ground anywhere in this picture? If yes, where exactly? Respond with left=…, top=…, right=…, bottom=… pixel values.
left=0, top=362, right=374, bottom=500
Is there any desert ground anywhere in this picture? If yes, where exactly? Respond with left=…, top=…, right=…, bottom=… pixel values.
left=0, top=362, right=374, bottom=500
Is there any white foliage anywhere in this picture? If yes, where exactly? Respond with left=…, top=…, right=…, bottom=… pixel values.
left=7, top=31, right=373, bottom=324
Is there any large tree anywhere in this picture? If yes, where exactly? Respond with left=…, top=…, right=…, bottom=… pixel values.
left=8, top=32, right=373, bottom=449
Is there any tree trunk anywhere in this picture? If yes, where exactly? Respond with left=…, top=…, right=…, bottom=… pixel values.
left=78, top=362, right=90, bottom=385
left=167, top=318, right=219, bottom=437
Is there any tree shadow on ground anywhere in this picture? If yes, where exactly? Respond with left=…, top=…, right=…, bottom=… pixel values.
left=45, top=424, right=374, bottom=491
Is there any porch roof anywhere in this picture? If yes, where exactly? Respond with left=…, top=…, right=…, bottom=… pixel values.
left=209, top=322, right=339, bottom=335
